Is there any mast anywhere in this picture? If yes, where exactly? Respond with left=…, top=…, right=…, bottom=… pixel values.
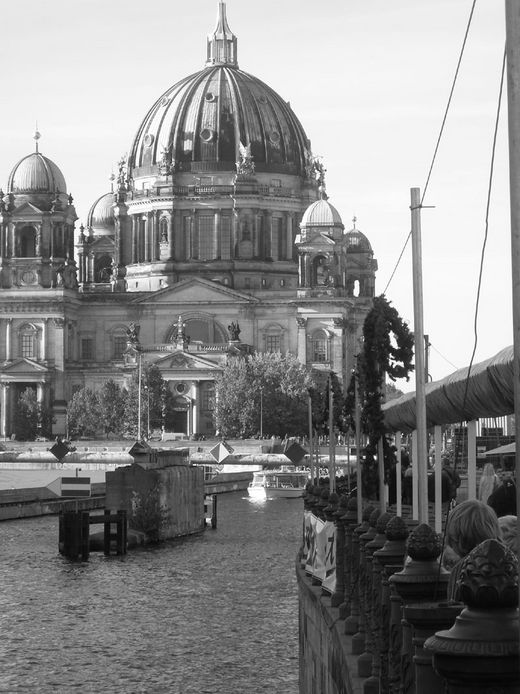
left=410, top=187, right=429, bottom=523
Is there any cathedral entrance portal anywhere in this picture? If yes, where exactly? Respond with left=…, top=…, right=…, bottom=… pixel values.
left=165, top=396, right=190, bottom=435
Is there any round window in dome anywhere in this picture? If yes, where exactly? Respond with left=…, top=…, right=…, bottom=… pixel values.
left=200, top=129, right=215, bottom=143
left=257, top=95, right=267, bottom=104
left=269, top=131, right=281, bottom=144
left=144, top=133, right=155, bottom=148
left=161, top=96, right=170, bottom=107
left=205, top=92, right=217, bottom=102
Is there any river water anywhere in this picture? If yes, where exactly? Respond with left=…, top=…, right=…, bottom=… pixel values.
left=0, top=492, right=302, bottom=694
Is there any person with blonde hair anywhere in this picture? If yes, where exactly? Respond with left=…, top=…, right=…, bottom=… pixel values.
left=444, top=499, right=501, bottom=601
left=478, top=462, right=499, bottom=504
left=498, top=515, right=519, bottom=554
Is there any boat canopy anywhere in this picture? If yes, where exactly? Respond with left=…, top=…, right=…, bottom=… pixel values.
left=382, top=345, right=515, bottom=433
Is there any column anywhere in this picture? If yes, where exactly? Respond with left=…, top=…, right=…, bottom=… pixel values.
left=296, top=317, right=307, bottom=365
left=41, top=318, right=47, bottom=361
left=36, top=383, right=43, bottom=406
left=213, top=210, right=220, bottom=259
left=192, top=382, right=200, bottom=435
left=284, top=213, right=292, bottom=260
left=173, top=209, right=182, bottom=260
left=0, top=383, right=7, bottom=438
left=87, top=252, right=95, bottom=283
left=5, top=318, right=12, bottom=361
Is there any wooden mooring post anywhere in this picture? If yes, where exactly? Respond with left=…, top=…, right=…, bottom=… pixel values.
left=59, top=509, right=127, bottom=559
left=204, top=494, right=217, bottom=529
left=59, top=510, right=90, bottom=560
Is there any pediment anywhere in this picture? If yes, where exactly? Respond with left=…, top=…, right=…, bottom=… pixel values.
left=132, top=277, right=258, bottom=305
left=0, top=358, right=49, bottom=374
left=152, top=350, right=223, bottom=372
left=11, top=201, right=44, bottom=217
left=298, top=232, right=337, bottom=249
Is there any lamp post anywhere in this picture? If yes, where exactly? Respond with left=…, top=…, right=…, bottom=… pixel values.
left=137, top=351, right=142, bottom=440
left=259, top=387, right=263, bottom=438
left=144, top=385, right=150, bottom=440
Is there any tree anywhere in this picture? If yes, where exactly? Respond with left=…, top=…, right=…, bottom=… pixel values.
left=214, top=352, right=316, bottom=438
left=310, top=370, right=345, bottom=436
left=99, top=380, right=127, bottom=437
left=67, top=388, right=104, bottom=439
left=13, top=387, right=52, bottom=440
left=124, top=363, right=174, bottom=438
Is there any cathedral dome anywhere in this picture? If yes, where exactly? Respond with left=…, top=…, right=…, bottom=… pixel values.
left=127, top=3, right=310, bottom=179
left=87, top=192, right=115, bottom=235
left=8, top=152, right=67, bottom=194
left=300, top=198, right=344, bottom=230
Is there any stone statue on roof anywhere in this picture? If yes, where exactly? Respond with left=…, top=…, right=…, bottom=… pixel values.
left=228, top=321, right=241, bottom=341
left=236, top=142, right=255, bottom=175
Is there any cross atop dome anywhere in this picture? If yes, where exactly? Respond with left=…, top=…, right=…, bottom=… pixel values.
left=206, top=1, right=238, bottom=68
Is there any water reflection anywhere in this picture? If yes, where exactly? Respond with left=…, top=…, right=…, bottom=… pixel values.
left=0, top=492, right=301, bottom=693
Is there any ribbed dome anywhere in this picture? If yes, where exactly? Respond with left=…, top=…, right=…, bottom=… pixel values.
left=128, top=66, right=310, bottom=178
left=345, top=228, right=373, bottom=252
left=8, top=152, right=67, bottom=194
left=300, top=198, right=344, bottom=229
left=87, top=192, right=115, bottom=234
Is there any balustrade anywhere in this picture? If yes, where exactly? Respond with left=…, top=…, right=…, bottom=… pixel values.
left=297, top=502, right=519, bottom=694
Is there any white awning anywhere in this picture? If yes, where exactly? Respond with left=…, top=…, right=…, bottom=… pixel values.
left=382, top=345, right=515, bottom=432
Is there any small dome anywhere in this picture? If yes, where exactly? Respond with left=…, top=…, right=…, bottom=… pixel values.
left=345, top=227, right=372, bottom=252
left=87, top=192, right=115, bottom=235
left=300, top=198, right=344, bottom=229
left=7, top=152, right=67, bottom=194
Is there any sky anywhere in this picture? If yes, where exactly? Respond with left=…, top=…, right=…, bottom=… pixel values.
left=0, top=0, right=511, bottom=392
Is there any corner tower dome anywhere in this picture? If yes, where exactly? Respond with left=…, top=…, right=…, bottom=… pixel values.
left=8, top=151, right=67, bottom=194
left=300, top=198, right=344, bottom=232
left=87, top=192, right=115, bottom=235
left=127, top=2, right=310, bottom=178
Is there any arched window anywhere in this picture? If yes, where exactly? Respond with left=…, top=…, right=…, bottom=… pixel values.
left=311, top=330, right=328, bottom=363
left=17, top=226, right=37, bottom=257
left=313, top=256, right=329, bottom=286
left=18, top=323, right=39, bottom=360
left=94, top=254, right=113, bottom=283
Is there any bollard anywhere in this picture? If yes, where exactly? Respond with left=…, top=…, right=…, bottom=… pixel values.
left=363, top=511, right=394, bottom=694
left=347, top=504, right=375, bottom=642
left=372, top=515, right=409, bottom=694
left=389, top=524, right=449, bottom=694
left=339, top=497, right=359, bottom=621
left=425, top=539, right=520, bottom=694
left=331, top=495, right=348, bottom=608
left=356, top=507, right=381, bottom=676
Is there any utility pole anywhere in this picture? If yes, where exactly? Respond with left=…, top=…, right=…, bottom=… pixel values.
left=424, top=334, right=430, bottom=383
left=411, top=187, right=429, bottom=523
left=505, top=0, right=520, bottom=588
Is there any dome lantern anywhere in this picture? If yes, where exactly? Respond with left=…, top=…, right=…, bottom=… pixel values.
left=206, top=1, right=238, bottom=68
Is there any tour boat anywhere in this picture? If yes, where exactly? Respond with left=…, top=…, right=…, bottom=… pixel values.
left=247, top=469, right=309, bottom=499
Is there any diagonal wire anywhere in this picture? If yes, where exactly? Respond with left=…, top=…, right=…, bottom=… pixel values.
left=383, top=0, right=477, bottom=295
left=459, top=46, right=507, bottom=421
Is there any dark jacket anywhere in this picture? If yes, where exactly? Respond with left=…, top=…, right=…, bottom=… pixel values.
left=487, top=479, right=517, bottom=517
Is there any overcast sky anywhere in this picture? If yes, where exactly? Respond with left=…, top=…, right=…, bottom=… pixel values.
left=0, top=0, right=510, bottom=392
